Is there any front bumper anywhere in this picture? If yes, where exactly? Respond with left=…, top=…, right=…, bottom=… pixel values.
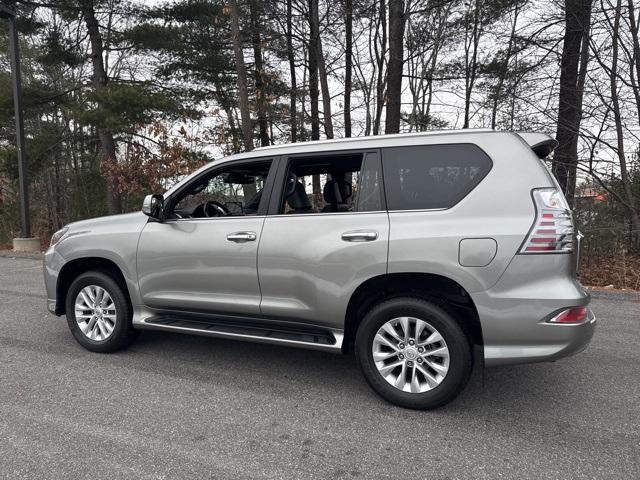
left=43, top=247, right=64, bottom=316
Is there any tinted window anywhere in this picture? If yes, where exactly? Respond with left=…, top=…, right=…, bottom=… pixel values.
left=382, top=144, right=492, bottom=210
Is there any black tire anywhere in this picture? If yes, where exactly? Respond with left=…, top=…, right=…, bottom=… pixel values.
left=65, top=271, right=137, bottom=353
left=355, top=296, right=472, bottom=410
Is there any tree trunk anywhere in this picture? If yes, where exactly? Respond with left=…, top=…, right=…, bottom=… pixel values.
left=317, top=36, right=334, bottom=138
left=309, top=0, right=333, bottom=138
left=228, top=0, right=254, bottom=151
left=212, top=73, right=242, bottom=153
left=80, top=0, right=121, bottom=215
left=463, top=0, right=481, bottom=129
left=287, top=0, right=298, bottom=142
left=373, top=0, right=387, bottom=135
left=385, top=0, right=405, bottom=134
left=552, top=0, right=593, bottom=206
left=219, top=95, right=241, bottom=153
left=626, top=0, right=640, bottom=124
left=609, top=0, right=640, bottom=250
left=308, top=0, right=322, bottom=197
left=344, top=0, right=353, bottom=137
left=490, top=1, right=519, bottom=129
left=250, top=0, right=269, bottom=147
left=308, top=0, right=321, bottom=140
left=424, top=9, right=450, bottom=129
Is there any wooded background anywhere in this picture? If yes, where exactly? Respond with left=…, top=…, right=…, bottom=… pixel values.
left=0, top=0, right=639, bottom=286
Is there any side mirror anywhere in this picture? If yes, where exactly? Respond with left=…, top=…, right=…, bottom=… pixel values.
left=142, top=194, right=164, bottom=220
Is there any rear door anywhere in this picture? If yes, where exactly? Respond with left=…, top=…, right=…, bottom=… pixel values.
left=257, top=150, right=389, bottom=329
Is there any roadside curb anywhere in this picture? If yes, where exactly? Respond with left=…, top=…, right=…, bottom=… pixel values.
left=0, top=250, right=44, bottom=260
left=585, top=286, right=640, bottom=302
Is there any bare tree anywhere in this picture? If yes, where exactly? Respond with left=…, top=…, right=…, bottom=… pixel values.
left=385, top=0, right=406, bottom=133
left=625, top=0, right=640, bottom=124
left=406, top=1, right=453, bottom=131
left=605, top=0, right=640, bottom=247
left=315, top=2, right=334, bottom=138
left=373, top=0, right=387, bottom=135
left=308, top=0, right=321, bottom=140
left=490, top=1, right=521, bottom=129
left=287, top=0, right=298, bottom=142
left=462, top=0, right=483, bottom=128
left=552, top=0, right=593, bottom=205
left=228, top=0, right=254, bottom=151
left=80, top=0, right=122, bottom=214
left=250, top=0, right=270, bottom=147
left=344, top=0, right=353, bottom=137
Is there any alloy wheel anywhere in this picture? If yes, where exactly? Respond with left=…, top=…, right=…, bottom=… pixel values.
left=372, top=316, right=450, bottom=393
left=74, top=285, right=117, bottom=341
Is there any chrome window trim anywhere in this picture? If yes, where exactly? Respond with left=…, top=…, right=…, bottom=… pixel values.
left=387, top=208, right=448, bottom=214
left=267, top=210, right=387, bottom=218
left=265, top=208, right=447, bottom=219
left=163, top=215, right=268, bottom=224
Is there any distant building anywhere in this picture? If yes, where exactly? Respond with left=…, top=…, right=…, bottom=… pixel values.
left=575, top=184, right=606, bottom=203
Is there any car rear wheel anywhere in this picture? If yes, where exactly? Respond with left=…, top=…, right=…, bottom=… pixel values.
left=65, top=271, right=137, bottom=352
left=355, top=297, right=472, bottom=410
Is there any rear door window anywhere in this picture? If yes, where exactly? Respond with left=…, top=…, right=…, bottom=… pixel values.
left=382, top=144, right=492, bottom=210
left=277, top=151, right=384, bottom=214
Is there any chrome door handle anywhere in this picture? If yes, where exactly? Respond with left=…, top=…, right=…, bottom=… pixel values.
left=227, top=231, right=257, bottom=242
left=341, top=231, right=378, bottom=242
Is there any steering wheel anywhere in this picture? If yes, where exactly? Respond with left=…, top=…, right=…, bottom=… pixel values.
left=203, top=200, right=230, bottom=217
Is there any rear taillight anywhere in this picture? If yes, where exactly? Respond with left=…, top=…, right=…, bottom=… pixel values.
left=547, top=307, right=588, bottom=324
left=520, top=188, right=574, bottom=254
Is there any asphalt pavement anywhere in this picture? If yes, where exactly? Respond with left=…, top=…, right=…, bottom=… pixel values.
left=0, top=255, right=638, bottom=479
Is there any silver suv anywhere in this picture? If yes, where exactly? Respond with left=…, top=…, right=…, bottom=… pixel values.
left=44, top=130, right=595, bottom=409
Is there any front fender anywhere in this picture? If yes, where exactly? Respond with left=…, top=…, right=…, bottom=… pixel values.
left=45, top=212, right=148, bottom=312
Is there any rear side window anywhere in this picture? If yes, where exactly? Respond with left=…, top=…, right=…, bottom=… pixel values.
left=382, top=144, right=492, bottom=210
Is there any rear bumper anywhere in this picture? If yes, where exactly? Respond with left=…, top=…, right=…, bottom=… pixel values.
left=472, top=253, right=595, bottom=367
left=482, top=309, right=596, bottom=367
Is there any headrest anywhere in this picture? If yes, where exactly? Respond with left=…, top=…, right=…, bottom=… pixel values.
left=287, top=181, right=312, bottom=211
left=323, top=179, right=352, bottom=205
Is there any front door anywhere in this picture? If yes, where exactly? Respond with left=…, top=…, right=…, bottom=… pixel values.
left=137, top=158, right=277, bottom=316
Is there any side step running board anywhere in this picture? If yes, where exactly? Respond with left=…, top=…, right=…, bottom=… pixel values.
left=139, top=315, right=344, bottom=353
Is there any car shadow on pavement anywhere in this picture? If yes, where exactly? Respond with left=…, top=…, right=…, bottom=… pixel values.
left=128, top=329, right=575, bottom=416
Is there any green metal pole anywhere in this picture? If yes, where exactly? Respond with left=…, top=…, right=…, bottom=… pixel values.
left=2, top=5, right=30, bottom=238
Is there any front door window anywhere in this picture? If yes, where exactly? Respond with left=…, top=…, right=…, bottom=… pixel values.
left=169, top=161, right=272, bottom=219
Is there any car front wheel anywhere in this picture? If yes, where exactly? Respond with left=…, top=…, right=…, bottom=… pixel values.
left=65, top=271, right=137, bottom=352
left=355, top=297, right=472, bottom=410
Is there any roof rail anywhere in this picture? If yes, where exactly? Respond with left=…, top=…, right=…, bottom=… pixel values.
left=254, top=128, right=496, bottom=151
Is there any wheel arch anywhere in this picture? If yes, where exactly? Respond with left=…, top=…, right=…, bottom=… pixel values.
left=343, top=273, right=483, bottom=353
left=55, top=257, right=130, bottom=316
